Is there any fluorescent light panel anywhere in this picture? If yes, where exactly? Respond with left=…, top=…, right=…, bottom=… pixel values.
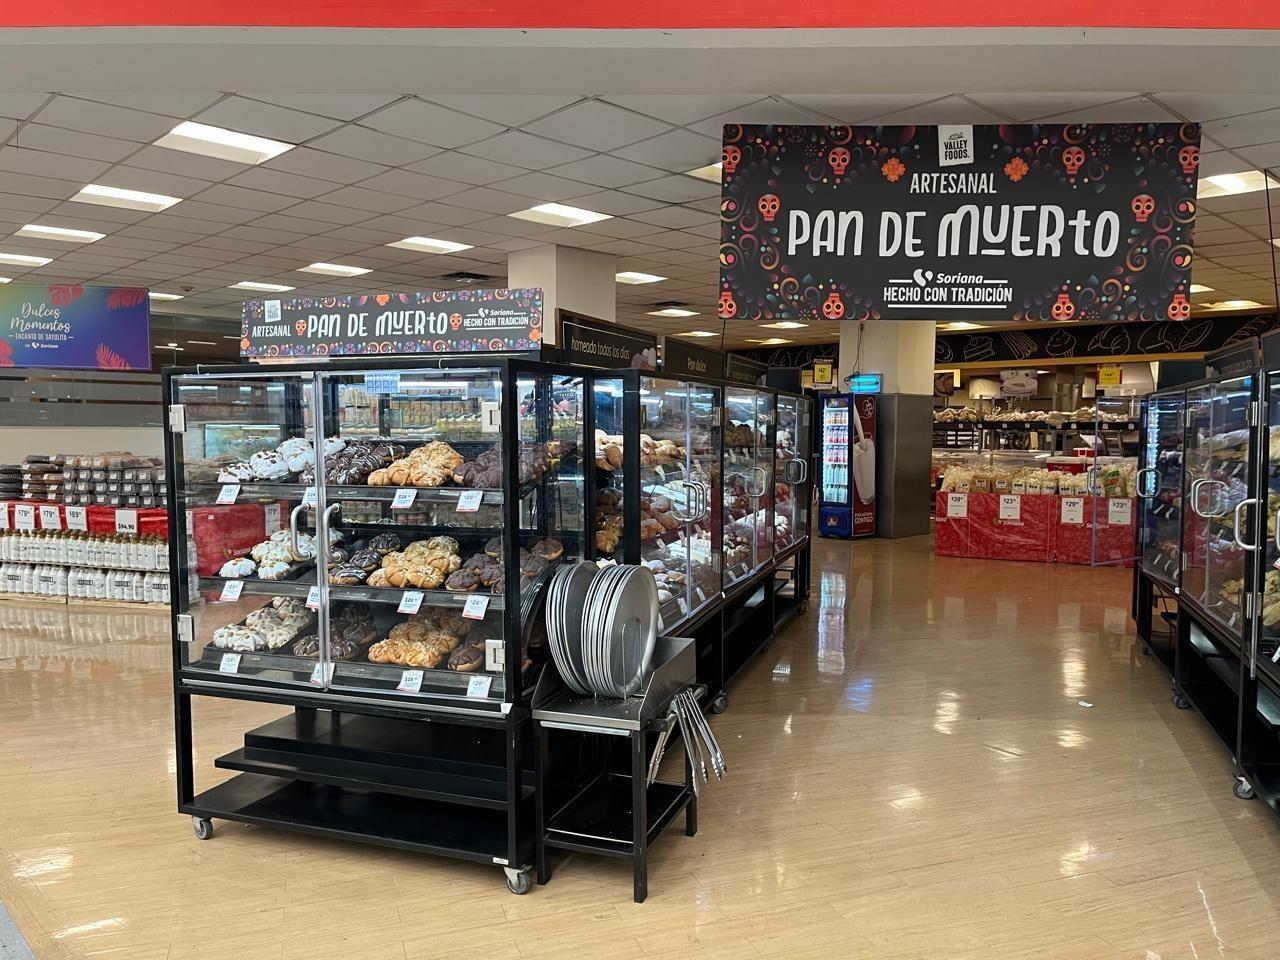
left=188, top=340, right=218, bottom=346
left=508, top=203, right=611, bottom=227
left=1189, top=284, right=1213, bottom=293
left=648, top=308, right=698, bottom=318
left=387, top=236, right=473, bottom=254
left=761, top=321, right=810, bottom=329
left=747, top=337, right=792, bottom=345
left=298, top=262, right=371, bottom=277
left=616, top=271, right=667, bottom=285
left=155, top=121, right=294, bottom=165
left=17, top=224, right=104, bottom=243
left=0, top=252, right=52, bottom=267
left=148, top=292, right=184, bottom=301
left=231, top=281, right=295, bottom=292
left=72, top=184, right=181, bottom=212
left=0, top=277, right=10, bottom=284
left=1198, top=170, right=1277, bottom=198
left=677, top=330, right=718, bottom=338
left=685, top=162, right=723, bottom=183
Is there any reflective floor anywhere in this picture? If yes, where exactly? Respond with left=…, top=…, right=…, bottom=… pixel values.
left=3, top=535, right=1280, bottom=959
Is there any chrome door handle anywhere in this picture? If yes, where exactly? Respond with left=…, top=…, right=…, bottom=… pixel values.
left=1233, top=497, right=1258, bottom=551
left=749, top=466, right=768, bottom=498
left=1136, top=466, right=1158, bottom=498
left=671, top=480, right=698, bottom=523
left=288, top=503, right=306, bottom=561
left=1273, top=508, right=1280, bottom=553
left=1188, top=478, right=1207, bottom=515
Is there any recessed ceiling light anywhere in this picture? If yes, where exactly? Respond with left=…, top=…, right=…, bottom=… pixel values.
left=188, top=340, right=218, bottom=346
left=297, top=262, right=371, bottom=277
left=1036, top=369, right=1052, bottom=374
left=148, top=291, right=184, bottom=301
left=72, top=184, right=181, bottom=212
left=387, top=236, right=474, bottom=255
left=685, top=162, right=723, bottom=183
left=616, top=271, right=667, bottom=285
left=222, top=335, right=242, bottom=340
left=1198, top=171, right=1277, bottom=198
left=1219, top=299, right=1263, bottom=309
left=940, top=321, right=982, bottom=331
left=761, top=321, right=810, bottom=330
left=155, top=121, right=294, bottom=165
left=647, top=307, right=699, bottom=318
left=508, top=203, right=611, bottom=228
left=165, top=341, right=179, bottom=347
left=17, top=224, right=104, bottom=243
left=677, top=330, right=719, bottom=338
left=746, top=337, right=793, bottom=346
left=1189, top=284, right=1213, bottom=294
left=0, top=252, right=52, bottom=267
left=231, top=281, right=295, bottom=293
left=0, top=277, right=10, bottom=284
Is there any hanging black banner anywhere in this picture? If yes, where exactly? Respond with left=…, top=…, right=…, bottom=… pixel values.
left=719, top=123, right=1201, bottom=324
left=661, top=336, right=722, bottom=378
left=556, top=311, right=657, bottom=370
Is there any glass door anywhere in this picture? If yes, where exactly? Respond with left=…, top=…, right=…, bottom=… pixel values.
left=1201, top=376, right=1253, bottom=643
left=1139, top=391, right=1186, bottom=586
left=753, top=389, right=777, bottom=569
left=688, top=380, right=722, bottom=612
left=776, top=393, right=804, bottom=553
left=170, top=371, right=324, bottom=689
left=1181, top=384, right=1212, bottom=613
left=723, top=385, right=760, bottom=587
left=820, top=395, right=850, bottom=508
left=1089, top=395, right=1141, bottom=566
left=1255, top=371, right=1280, bottom=690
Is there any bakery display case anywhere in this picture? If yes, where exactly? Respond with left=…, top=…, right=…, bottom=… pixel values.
left=723, top=386, right=774, bottom=588
left=774, top=392, right=811, bottom=557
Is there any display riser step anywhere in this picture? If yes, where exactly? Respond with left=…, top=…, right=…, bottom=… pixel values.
left=545, top=773, right=690, bottom=857
left=187, top=773, right=529, bottom=868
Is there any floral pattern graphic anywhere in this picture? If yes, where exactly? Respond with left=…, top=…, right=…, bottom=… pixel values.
left=1003, top=156, right=1029, bottom=181
left=881, top=157, right=906, bottom=182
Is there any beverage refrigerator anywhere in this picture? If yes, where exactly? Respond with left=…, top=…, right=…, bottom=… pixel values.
left=818, top=393, right=877, bottom=539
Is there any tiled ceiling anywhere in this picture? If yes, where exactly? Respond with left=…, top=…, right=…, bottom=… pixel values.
left=0, top=90, right=1277, bottom=353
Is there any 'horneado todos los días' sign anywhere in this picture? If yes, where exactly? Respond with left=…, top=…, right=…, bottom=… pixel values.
left=718, top=123, right=1201, bottom=324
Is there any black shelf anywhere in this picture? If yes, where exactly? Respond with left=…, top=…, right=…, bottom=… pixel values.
left=186, top=772, right=524, bottom=866
left=545, top=773, right=689, bottom=856
left=190, top=481, right=527, bottom=505
left=197, top=574, right=506, bottom=610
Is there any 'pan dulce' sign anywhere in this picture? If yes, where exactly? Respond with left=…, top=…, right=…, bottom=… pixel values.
left=240, top=288, right=542, bottom=358
left=719, top=123, right=1201, bottom=324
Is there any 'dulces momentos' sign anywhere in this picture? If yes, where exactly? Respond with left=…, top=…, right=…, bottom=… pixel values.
left=719, top=123, right=1201, bottom=324
left=241, top=288, right=542, bottom=358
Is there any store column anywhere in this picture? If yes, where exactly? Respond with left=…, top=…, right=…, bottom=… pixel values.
left=508, top=245, right=616, bottom=346
left=838, top=319, right=934, bottom=538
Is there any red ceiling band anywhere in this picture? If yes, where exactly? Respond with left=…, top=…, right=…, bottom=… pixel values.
left=7, top=0, right=1280, bottom=28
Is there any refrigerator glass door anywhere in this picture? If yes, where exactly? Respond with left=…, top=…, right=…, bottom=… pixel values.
left=821, top=396, right=850, bottom=507
left=1139, top=392, right=1185, bottom=586
left=1201, top=376, right=1253, bottom=643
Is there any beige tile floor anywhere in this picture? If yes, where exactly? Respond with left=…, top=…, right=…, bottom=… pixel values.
left=2, top=535, right=1280, bottom=959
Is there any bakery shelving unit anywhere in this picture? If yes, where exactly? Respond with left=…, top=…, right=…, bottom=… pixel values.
left=1132, top=387, right=1187, bottom=675
left=165, top=356, right=586, bottom=894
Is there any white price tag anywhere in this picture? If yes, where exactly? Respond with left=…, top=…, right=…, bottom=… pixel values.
left=0, top=503, right=8, bottom=530
left=998, top=494, right=1021, bottom=521
left=456, top=490, right=484, bottom=513
left=466, top=675, right=493, bottom=698
left=263, top=502, right=282, bottom=535
left=946, top=493, right=968, bottom=519
left=1108, top=498, right=1133, bottom=526
left=305, top=585, right=321, bottom=610
left=219, top=579, right=244, bottom=602
left=462, top=594, right=490, bottom=620
left=310, top=662, right=335, bottom=685
left=391, top=488, right=417, bottom=510
left=302, top=487, right=317, bottom=508
left=397, top=590, right=424, bottom=614
left=38, top=505, right=61, bottom=530
left=695, top=586, right=707, bottom=603
left=115, top=509, right=138, bottom=535
left=219, top=653, right=241, bottom=674
left=1061, top=497, right=1085, bottom=525
left=957, top=480, right=971, bottom=493
left=216, top=483, right=240, bottom=505
left=14, top=504, right=35, bottom=531
left=397, top=669, right=424, bottom=693
left=65, top=506, right=87, bottom=531
left=1011, top=481, right=1026, bottom=494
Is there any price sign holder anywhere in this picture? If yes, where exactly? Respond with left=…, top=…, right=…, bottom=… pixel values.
left=302, top=487, right=317, bottom=508
left=38, top=505, right=62, bottom=530
left=391, top=488, right=417, bottom=510
left=397, top=591, right=424, bottom=615
left=946, top=493, right=968, bottom=519
left=467, top=675, right=493, bottom=698
left=65, top=506, right=87, bottom=531
left=998, top=495, right=1021, bottom=521
left=0, top=503, right=8, bottom=530
left=14, top=504, right=35, bottom=531
left=216, top=483, right=240, bottom=505
left=310, top=662, right=335, bottom=686
left=219, top=580, right=245, bottom=602
left=115, top=509, right=139, bottom=535
left=219, top=653, right=242, bottom=673
left=305, top=585, right=321, bottom=610
left=397, top=670, right=424, bottom=693
left=463, top=594, right=490, bottom=620
left=457, top=490, right=484, bottom=513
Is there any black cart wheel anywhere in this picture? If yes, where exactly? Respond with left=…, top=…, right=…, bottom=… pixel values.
left=710, top=693, right=729, bottom=715
left=1140, top=643, right=1151, bottom=656
left=192, top=817, right=214, bottom=840
left=505, top=868, right=532, bottom=895
left=1234, top=777, right=1255, bottom=800
left=1172, top=692, right=1191, bottom=710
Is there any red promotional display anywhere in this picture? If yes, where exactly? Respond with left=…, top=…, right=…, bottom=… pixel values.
left=934, top=491, right=970, bottom=557
left=187, top=503, right=273, bottom=576
left=967, top=493, right=1053, bottom=563
left=936, top=492, right=1136, bottom=567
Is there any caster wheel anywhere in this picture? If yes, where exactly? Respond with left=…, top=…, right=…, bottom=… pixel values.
left=1172, top=693, right=1191, bottom=710
left=1140, top=643, right=1152, bottom=656
left=192, top=817, right=214, bottom=840
left=1234, top=777, right=1255, bottom=800
left=710, top=693, right=729, bottom=715
left=504, top=868, right=532, bottom=895
left=798, top=602, right=808, bottom=615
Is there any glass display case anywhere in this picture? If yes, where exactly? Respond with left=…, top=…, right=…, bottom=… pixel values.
left=592, top=371, right=722, bottom=632
left=1181, top=374, right=1254, bottom=645
left=167, top=358, right=584, bottom=714
left=1137, top=389, right=1186, bottom=587
left=775, top=392, right=812, bottom=554
left=723, top=386, right=773, bottom=588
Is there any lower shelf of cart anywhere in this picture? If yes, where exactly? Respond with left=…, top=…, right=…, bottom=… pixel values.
left=215, top=746, right=531, bottom=810
left=187, top=773, right=525, bottom=866
left=545, top=773, right=689, bottom=855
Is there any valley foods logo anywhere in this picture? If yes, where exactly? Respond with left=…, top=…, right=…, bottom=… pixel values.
left=938, top=125, right=974, bottom=167
left=718, top=123, right=1200, bottom=324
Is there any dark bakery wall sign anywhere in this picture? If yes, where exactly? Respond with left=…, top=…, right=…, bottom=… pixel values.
left=719, top=123, right=1201, bottom=324
left=661, top=336, right=722, bottom=378
left=724, top=353, right=768, bottom=386
left=934, top=313, right=1280, bottom=365
left=240, top=288, right=542, bottom=358
left=556, top=310, right=657, bottom=370
left=730, top=342, right=838, bottom=369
